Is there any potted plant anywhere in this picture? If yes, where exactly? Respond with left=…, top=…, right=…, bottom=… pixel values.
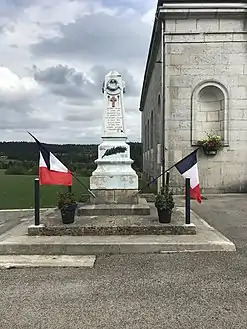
left=57, top=192, right=77, bottom=224
left=197, top=133, right=223, bottom=156
left=155, top=187, right=175, bottom=223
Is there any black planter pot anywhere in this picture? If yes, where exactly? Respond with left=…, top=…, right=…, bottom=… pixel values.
left=61, top=203, right=77, bottom=224
left=203, top=147, right=217, bottom=156
left=157, top=209, right=172, bottom=223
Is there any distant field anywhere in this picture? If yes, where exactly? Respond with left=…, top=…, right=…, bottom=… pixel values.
left=0, top=169, right=154, bottom=209
left=0, top=169, right=89, bottom=209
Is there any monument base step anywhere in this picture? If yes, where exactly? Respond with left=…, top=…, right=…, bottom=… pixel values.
left=0, top=207, right=236, bottom=255
left=28, top=225, right=196, bottom=237
left=27, top=206, right=196, bottom=236
left=90, top=189, right=139, bottom=204
left=80, top=197, right=150, bottom=216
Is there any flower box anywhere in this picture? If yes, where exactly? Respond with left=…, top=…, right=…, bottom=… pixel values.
left=198, top=134, right=223, bottom=156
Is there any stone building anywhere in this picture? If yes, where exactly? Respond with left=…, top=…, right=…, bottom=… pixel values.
left=139, top=1, right=247, bottom=193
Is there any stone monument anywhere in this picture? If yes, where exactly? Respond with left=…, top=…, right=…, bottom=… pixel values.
left=27, top=74, right=198, bottom=239
left=90, top=70, right=139, bottom=204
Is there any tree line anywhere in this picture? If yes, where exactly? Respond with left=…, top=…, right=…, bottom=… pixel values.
left=0, top=142, right=143, bottom=176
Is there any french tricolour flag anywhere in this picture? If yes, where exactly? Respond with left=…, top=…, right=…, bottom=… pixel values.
left=175, top=149, right=201, bottom=203
left=28, top=132, right=72, bottom=186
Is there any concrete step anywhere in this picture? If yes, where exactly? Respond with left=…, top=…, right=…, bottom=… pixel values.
left=0, top=234, right=236, bottom=255
left=77, top=198, right=150, bottom=216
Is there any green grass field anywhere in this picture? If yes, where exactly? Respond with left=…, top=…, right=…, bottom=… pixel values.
left=0, top=169, right=155, bottom=209
left=0, top=169, right=89, bottom=209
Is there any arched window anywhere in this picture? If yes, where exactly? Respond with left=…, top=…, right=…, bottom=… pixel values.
left=191, top=81, right=229, bottom=145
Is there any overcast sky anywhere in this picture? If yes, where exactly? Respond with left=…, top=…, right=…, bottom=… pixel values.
left=0, top=0, right=155, bottom=144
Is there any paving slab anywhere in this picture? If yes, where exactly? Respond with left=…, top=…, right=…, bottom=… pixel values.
left=0, top=255, right=96, bottom=269
left=0, top=207, right=236, bottom=254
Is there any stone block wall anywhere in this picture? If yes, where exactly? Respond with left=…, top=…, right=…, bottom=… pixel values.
left=142, top=43, right=162, bottom=181
left=165, top=16, right=247, bottom=193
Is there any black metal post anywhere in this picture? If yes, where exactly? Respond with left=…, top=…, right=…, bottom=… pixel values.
left=165, top=171, right=170, bottom=188
left=34, top=178, right=40, bottom=226
left=161, top=159, right=165, bottom=193
left=185, top=178, right=191, bottom=225
left=68, top=186, right=72, bottom=193
left=161, top=19, right=165, bottom=194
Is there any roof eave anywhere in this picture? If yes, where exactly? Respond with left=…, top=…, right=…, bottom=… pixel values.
left=139, top=1, right=247, bottom=112
left=139, top=4, right=163, bottom=112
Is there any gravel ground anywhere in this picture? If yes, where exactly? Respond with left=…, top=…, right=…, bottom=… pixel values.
left=191, top=195, right=247, bottom=252
left=1, top=195, right=247, bottom=329
left=0, top=211, right=33, bottom=235
left=1, top=252, right=247, bottom=329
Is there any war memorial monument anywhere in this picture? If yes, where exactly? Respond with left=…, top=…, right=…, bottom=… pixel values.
left=0, top=70, right=229, bottom=256
left=0, top=1, right=238, bottom=267
left=27, top=70, right=197, bottom=237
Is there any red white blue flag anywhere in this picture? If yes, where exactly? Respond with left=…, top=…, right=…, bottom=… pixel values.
left=28, top=132, right=72, bottom=186
left=175, top=149, right=201, bottom=203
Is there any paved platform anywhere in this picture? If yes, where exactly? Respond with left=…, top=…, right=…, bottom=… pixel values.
left=28, top=205, right=196, bottom=236
left=0, top=207, right=236, bottom=254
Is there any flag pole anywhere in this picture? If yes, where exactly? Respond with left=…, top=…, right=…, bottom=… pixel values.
left=135, top=148, right=199, bottom=196
left=71, top=172, right=96, bottom=198
left=134, top=163, right=176, bottom=196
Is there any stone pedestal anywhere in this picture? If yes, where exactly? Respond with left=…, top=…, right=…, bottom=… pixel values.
left=90, top=136, right=138, bottom=192
left=90, top=189, right=139, bottom=204
left=89, top=70, right=139, bottom=205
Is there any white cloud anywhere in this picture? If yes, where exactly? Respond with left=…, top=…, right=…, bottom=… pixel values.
left=0, top=0, right=156, bottom=144
left=0, top=66, right=40, bottom=103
